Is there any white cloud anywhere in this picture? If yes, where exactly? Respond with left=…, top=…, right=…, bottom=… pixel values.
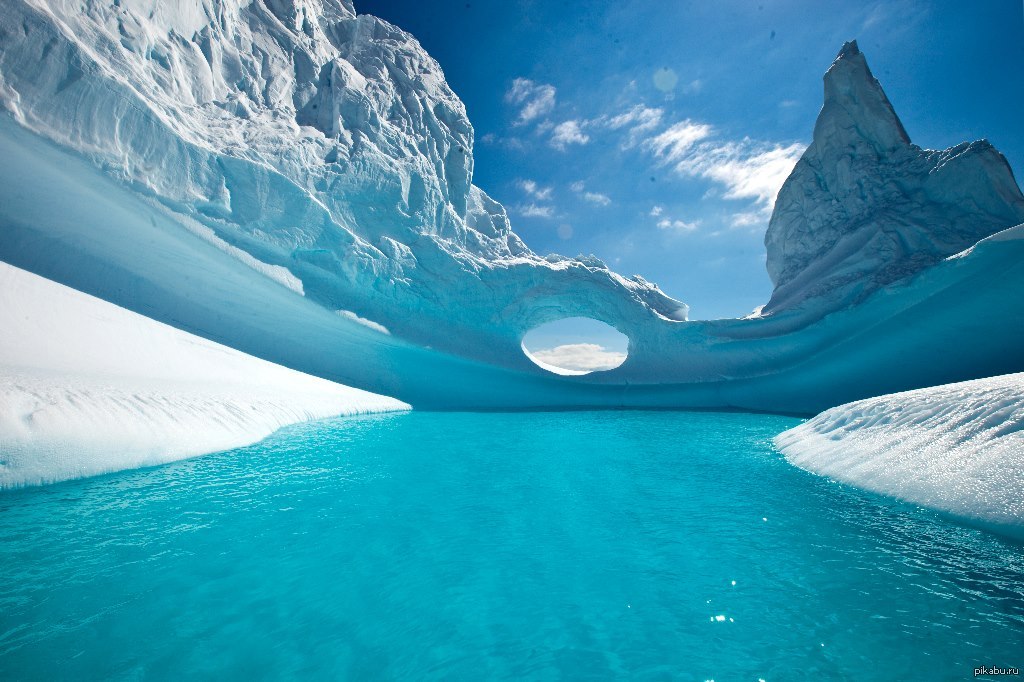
left=506, top=78, right=556, bottom=125
left=608, top=104, right=663, bottom=132
left=550, top=120, right=590, bottom=150
left=518, top=179, right=553, bottom=200
left=583, top=191, right=611, bottom=206
left=673, top=140, right=805, bottom=212
left=530, top=343, right=627, bottom=372
left=657, top=218, right=700, bottom=232
left=644, top=120, right=804, bottom=223
left=730, top=211, right=764, bottom=228
left=649, top=205, right=664, bottom=217
left=646, top=120, right=714, bottom=162
left=567, top=181, right=610, bottom=205
left=605, top=104, right=664, bottom=148
left=516, top=203, right=554, bottom=218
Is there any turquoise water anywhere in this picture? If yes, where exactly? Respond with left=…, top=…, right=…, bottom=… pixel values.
left=1, top=411, right=1023, bottom=680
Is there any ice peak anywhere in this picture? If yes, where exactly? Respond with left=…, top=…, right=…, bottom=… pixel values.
left=764, top=41, right=1024, bottom=316
left=817, top=39, right=910, bottom=154
left=835, top=39, right=860, bottom=60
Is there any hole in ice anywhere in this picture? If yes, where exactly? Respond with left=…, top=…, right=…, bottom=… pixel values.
left=521, top=317, right=628, bottom=375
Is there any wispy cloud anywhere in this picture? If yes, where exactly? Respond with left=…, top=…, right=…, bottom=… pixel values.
left=550, top=120, right=590, bottom=150
left=516, top=203, right=554, bottom=218
left=506, top=78, right=556, bottom=125
left=657, top=218, right=700, bottom=232
left=606, top=104, right=663, bottom=147
left=671, top=140, right=805, bottom=212
left=682, top=78, right=703, bottom=94
left=530, top=343, right=626, bottom=372
left=644, top=121, right=804, bottom=223
left=729, top=211, right=764, bottom=228
left=518, top=179, right=553, bottom=201
left=646, top=120, right=714, bottom=162
left=649, top=205, right=664, bottom=217
left=568, top=181, right=611, bottom=206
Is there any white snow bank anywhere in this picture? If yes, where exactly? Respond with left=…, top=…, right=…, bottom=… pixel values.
left=0, top=262, right=408, bottom=488
left=776, top=373, right=1024, bottom=538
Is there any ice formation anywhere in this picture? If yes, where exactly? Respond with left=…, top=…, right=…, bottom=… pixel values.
left=776, top=373, right=1024, bottom=539
left=0, top=262, right=407, bottom=488
left=764, top=41, right=1024, bottom=317
left=0, top=2, right=1022, bottom=415
left=0, top=0, right=686, bottom=370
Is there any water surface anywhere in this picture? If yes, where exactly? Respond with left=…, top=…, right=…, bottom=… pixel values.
left=1, top=411, right=1022, bottom=680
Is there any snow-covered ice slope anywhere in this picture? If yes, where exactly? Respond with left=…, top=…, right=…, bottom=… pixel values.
left=0, top=2, right=1022, bottom=413
left=0, top=262, right=408, bottom=488
left=776, top=374, right=1024, bottom=539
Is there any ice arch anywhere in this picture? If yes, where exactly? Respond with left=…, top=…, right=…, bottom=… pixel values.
left=521, top=317, right=629, bottom=375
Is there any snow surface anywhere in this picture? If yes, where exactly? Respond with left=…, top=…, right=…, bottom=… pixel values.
left=776, top=373, right=1024, bottom=539
left=0, top=5, right=1022, bottom=414
left=0, top=262, right=408, bottom=488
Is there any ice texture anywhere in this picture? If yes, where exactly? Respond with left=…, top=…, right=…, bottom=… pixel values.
left=776, top=373, right=1024, bottom=539
left=0, top=5, right=1023, bottom=414
left=764, top=41, right=1024, bottom=317
left=0, top=262, right=408, bottom=488
left=0, top=0, right=686, bottom=370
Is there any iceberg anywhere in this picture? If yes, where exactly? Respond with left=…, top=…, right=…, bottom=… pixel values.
left=775, top=372, right=1024, bottom=539
left=0, top=262, right=407, bottom=488
left=0, top=1, right=1022, bottom=415
left=764, top=41, right=1024, bottom=318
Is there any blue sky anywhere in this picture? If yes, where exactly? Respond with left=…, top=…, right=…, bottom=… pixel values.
left=357, top=0, right=1024, bottom=322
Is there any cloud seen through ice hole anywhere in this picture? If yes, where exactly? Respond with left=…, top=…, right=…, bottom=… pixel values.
left=529, top=343, right=627, bottom=373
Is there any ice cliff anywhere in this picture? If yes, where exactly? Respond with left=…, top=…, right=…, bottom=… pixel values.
left=764, top=41, right=1024, bottom=316
left=1, top=4, right=1022, bottom=413
left=0, top=0, right=685, bottom=367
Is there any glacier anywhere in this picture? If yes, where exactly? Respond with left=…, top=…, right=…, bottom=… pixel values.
left=776, top=373, right=1024, bottom=539
left=0, top=0, right=1022, bottom=417
left=0, top=261, right=407, bottom=488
